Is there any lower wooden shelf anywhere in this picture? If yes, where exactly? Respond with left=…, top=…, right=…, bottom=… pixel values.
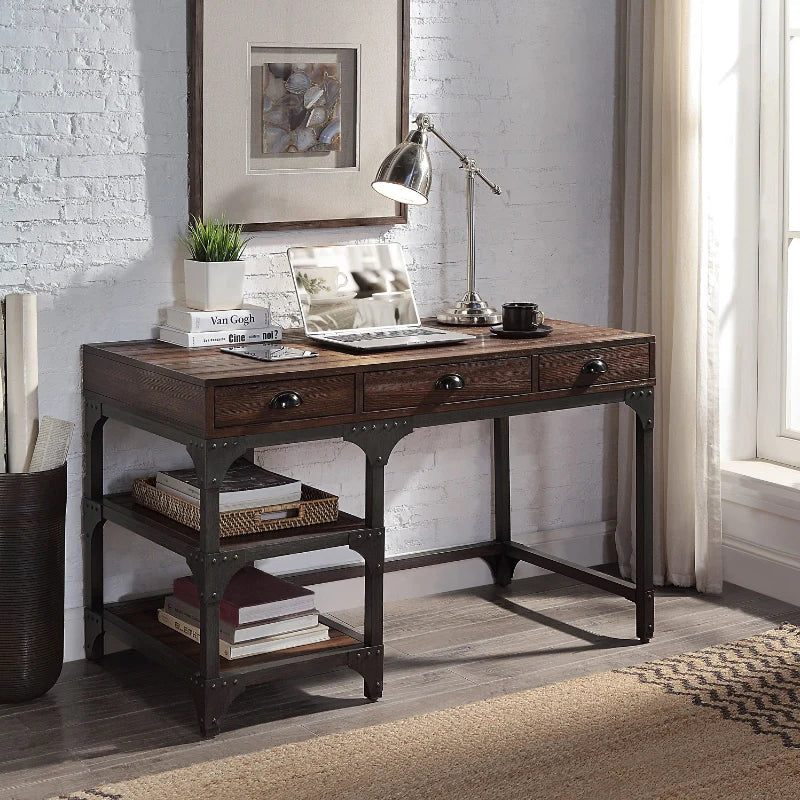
left=104, top=595, right=363, bottom=685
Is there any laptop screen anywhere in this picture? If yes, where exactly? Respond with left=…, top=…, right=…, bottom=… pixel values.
left=288, top=243, right=421, bottom=334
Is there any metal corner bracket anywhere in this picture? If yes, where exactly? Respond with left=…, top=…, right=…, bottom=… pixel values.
left=625, top=387, right=655, bottom=430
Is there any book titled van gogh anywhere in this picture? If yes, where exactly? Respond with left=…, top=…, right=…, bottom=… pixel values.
left=165, top=305, right=271, bottom=333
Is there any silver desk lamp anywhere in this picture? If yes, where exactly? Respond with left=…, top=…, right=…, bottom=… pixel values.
left=372, top=113, right=503, bottom=326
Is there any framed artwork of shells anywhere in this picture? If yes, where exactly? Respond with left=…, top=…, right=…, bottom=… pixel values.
left=248, top=48, right=357, bottom=172
left=189, top=0, right=410, bottom=231
left=261, top=62, right=342, bottom=155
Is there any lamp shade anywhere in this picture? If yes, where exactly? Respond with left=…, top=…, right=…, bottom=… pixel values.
left=372, top=129, right=431, bottom=205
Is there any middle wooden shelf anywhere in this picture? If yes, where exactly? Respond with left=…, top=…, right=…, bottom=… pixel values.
left=102, top=491, right=370, bottom=561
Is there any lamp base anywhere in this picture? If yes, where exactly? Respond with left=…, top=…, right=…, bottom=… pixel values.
left=436, top=291, right=501, bottom=326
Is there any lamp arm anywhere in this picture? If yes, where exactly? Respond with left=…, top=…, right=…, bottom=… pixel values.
left=414, top=114, right=502, bottom=195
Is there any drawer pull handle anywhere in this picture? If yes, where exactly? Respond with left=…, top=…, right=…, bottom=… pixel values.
left=269, top=391, right=303, bottom=410
left=435, top=374, right=465, bottom=391
left=582, top=358, right=608, bottom=376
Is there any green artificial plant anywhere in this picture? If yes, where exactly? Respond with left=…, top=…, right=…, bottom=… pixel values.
left=182, top=217, right=251, bottom=262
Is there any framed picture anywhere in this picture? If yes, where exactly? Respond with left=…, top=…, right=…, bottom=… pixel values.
left=188, top=0, right=410, bottom=231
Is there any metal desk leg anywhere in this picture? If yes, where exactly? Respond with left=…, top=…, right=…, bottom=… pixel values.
left=344, top=420, right=413, bottom=702
left=361, top=450, right=385, bottom=701
left=187, top=438, right=247, bottom=738
left=363, top=456, right=385, bottom=653
left=364, top=455, right=385, bottom=531
left=83, top=400, right=107, bottom=662
left=350, top=527, right=384, bottom=701
left=627, top=389, right=655, bottom=643
left=487, top=417, right=518, bottom=586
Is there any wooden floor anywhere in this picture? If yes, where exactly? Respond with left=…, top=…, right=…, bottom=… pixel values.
left=1, top=574, right=798, bottom=800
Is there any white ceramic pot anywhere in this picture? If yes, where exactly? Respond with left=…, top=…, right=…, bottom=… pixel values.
left=183, top=259, right=246, bottom=311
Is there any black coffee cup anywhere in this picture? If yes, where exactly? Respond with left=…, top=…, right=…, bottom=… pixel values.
left=502, top=302, right=543, bottom=331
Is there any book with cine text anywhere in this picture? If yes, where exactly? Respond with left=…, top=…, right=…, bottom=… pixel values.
left=164, top=595, right=319, bottom=644
left=156, top=458, right=302, bottom=507
left=173, top=566, right=316, bottom=626
left=158, top=325, right=281, bottom=348
left=165, top=305, right=271, bottom=333
left=157, top=608, right=329, bottom=660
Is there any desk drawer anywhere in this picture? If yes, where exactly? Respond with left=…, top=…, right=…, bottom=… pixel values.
left=214, top=375, right=356, bottom=427
left=538, top=344, right=650, bottom=391
left=363, top=357, right=531, bottom=412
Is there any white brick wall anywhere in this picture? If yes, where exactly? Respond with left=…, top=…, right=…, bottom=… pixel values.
left=1, top=0, right=620, bottom=660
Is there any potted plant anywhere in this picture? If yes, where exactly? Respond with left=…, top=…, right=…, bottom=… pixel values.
left=182, top=217, right=251, bottom=311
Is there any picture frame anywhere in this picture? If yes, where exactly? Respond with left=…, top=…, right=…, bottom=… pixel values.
left=188, top=0, right=411, bottom=232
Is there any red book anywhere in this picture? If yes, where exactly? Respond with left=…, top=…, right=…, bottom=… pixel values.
left=173, top=566, right=315, bottom=626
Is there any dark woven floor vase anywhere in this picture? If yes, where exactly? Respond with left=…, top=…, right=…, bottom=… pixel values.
left=0, top=463, right=67, bottom=702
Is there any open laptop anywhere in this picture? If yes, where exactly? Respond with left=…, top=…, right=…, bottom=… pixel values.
left=288, top=243, right=475, bottom=352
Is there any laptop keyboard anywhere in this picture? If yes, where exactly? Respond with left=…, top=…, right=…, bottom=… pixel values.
left=325, top=328, right=446, bottom=343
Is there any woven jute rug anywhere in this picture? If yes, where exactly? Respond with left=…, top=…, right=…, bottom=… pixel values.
left=55, top=624, right=800, bottom=800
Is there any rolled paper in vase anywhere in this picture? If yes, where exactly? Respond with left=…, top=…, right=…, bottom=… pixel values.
left=5, top=293, right=39, bottom=473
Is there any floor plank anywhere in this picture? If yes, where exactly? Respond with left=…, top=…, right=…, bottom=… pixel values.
left=0, top=575, right=796, bottom=800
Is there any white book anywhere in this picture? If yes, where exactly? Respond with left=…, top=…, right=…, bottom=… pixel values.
left=155, top=482, right=297, bottom=517
left=157, top=608, right=329, bottom=660
left=165, top=305, right=271, bottom=333
left=5, top=293, right=39, bottom=473
left=164, top=595, right=319, bottom=644
left=156, top=458, right=302, bottom=507
left=159, top=325, right=281, bottom=348
left=29, top=416, right=74, bottom=472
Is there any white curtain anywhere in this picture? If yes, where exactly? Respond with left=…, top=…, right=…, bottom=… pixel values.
left=615, top=0, right=723, bottom=593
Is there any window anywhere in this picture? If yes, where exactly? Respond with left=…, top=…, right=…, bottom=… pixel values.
left=758, top=0, right=800, bottom=466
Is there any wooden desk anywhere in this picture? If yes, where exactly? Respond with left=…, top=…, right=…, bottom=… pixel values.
left=82, top=319, right=655, bottom=737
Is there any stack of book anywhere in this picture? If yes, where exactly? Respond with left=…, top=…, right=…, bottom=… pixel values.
left=159, top=566, right=328, bottom=660
left=156, top=458, right=302, bottom=516
left=159, top=305, right=281, bottom=348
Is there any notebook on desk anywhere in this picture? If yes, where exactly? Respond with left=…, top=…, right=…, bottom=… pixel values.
left=287, top=243, right=474, bottom=352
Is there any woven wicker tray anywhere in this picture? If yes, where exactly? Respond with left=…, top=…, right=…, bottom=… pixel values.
left=132, top=478, right=339, bottom=537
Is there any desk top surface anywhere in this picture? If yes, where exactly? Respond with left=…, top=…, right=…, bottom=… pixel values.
left=84, top=319, right=654, bottom=387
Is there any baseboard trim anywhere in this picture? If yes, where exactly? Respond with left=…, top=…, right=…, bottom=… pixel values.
left=723, top=535, right=800, bottom=606
left=724, top=532, right=800, bottom=571
left=62, top=519, right=617, bottom=663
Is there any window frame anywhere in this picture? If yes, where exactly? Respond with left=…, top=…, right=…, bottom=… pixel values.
left=757, top=0, right=800, bottom=467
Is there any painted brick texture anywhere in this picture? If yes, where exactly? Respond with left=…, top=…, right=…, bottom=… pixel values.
left=0, top=0, right=620, bottom=650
